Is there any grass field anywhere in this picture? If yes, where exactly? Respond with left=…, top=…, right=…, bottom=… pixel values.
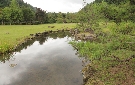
left=0, top=23, right=76, bottom=53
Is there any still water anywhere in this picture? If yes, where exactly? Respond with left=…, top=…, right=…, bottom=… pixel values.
left=0, top=32, right=83, bottom=85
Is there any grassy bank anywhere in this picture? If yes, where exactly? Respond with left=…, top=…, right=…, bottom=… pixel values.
left=70, top=21, right=135, bottom=85
left=0, top=23, right=76, bottom=53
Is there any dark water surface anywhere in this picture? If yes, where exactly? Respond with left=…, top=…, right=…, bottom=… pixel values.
left=0, top=32, right=83, bottom=85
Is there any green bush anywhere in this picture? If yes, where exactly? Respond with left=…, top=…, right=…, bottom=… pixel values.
left=112, top=21, right=135, bottom=35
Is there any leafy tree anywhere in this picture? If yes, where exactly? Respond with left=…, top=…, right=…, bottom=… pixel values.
left=56, top=12, right=65, bottom=23
left=35, top=8, right=47, bottom=23
left=22, top=6, right=35, bottom=24
left=130, top=0, right=135, bottom=5
left=2, top=7, right=11, bottom=24
left=47, top=12, right=57, bottom=23
left=95, top=0, right=128, bottom=4
left=43, top=11, right=48, bottom=23
left=65, top=12, right=78, bottom=23
left=0, top=0, right=10, bottom=8
left=9, top=0, right=23, bottom=24
left=78, top=2, right=103, bottom=32
left=0, top=8, right=3, bottom=24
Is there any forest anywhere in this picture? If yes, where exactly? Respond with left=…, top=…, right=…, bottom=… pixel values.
left=0, top=0, right=79, bottom=25
left=0, top=0, right=135, bottom=25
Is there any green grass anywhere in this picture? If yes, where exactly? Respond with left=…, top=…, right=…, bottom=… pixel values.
left=0, top=23, right=76, bottom=53
left=70, top=21, right=135, bottom=85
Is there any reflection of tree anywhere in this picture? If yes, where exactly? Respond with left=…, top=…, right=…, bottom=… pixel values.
left=0, top=31, right=72, bottom=63
left=0, top=39, right=36, bottom=63
left=0, top=54, right=13, bottom=63
left=36, top=36, right=47, bottom=45
left=48, top=31, right=71, bottom=39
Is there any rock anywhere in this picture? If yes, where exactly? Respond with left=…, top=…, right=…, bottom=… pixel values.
left=84, top=34, right=96, bottom=40
left=9, top=64, right=17, bottom=67
left=6, top=32, right=9, bottom=34
left=48, top=26, right=55, bottom=28
left=49, top=30, right=52, bottom=33
left=22, top=42, right=25, bottom=44
left=69, top=29, right=80, bottom=35
left=52, top=31, right=57, bottom=33
left=62, top=29, right=64, bottom=32
left=75, top=34, right=83, bottom=40
left=35, top=32, right=41, bottom=36
left=65, top=28, right=69, bottom=31
left=69, top=29, right=74, bottom=33
left=44, top=31, right=48, bottom=34
left=75, top=33, right=96, bottom=41
left=84, top=28, right=94, bottom=34
left=30, top=34, right=34, bottom=36
left=57, top=29, right=60, bottom=32
left=74, top=29, right=80, bottom=34
left=81, top=63, right=96, bottom=84
left=84, top=28, right=90, bottom=32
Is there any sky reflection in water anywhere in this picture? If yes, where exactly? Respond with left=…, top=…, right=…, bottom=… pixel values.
left=0, top=36, right=83, bottom=85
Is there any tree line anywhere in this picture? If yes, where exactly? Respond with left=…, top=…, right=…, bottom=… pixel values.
left=76, top=0, right=135, bottom=31
left=0, top=0, right=79, bottom=25
left=1, top=0, right=135, bottom=25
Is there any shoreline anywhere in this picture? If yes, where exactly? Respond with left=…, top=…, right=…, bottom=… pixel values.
left=0, top=29, right=70, bottom=55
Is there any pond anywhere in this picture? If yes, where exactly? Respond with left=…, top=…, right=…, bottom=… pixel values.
left=0, top=32, right=83, bottom=85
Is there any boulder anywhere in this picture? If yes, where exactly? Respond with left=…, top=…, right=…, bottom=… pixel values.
left=84, top=28, right=94, bottom=34
left=74, top=29, right=80, bottom=34
left=75, top=33, right=96, bottom=41
left=48, top=26, right=55, bottom=28
left=81, top=64, right=96, bottom=84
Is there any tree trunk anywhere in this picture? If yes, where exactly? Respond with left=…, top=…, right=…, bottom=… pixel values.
left=2, top=20, right=3, bottom=25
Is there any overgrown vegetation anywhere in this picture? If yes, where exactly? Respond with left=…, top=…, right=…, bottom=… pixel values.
left=70, top=0, right=135, bottom=84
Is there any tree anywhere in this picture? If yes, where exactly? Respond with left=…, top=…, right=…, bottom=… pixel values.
left=47, top=12, right=57, bottom=23
left=22, top=6, right=35, bottom=24
left=0, top=8, right=3, bottom=24
left=43, top=11, right=48, bottom=23
left=0, top=0, right=10, bottom=8
left=56, top=12, right=65, bottom=23
left=78, top=2, right=102, bottom=32
left=35, top=8, right=47, bottom=23
left=130, top=0, right=135, bottom=5
left=9, top=0, right=23, bottom=24
left=2, top=7, right=11, bottom=24
left=95, top=0, right=128, bottom=4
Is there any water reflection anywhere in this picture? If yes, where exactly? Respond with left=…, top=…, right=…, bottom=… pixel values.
left=0, top=31, right=72, bottom=63
left=0, top=32, right=83, bottom=85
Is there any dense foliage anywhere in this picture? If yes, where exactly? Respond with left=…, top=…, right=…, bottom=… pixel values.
left=0, top=0, right=78, bottom=25
left=70, top=0, right=135, bottom=84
